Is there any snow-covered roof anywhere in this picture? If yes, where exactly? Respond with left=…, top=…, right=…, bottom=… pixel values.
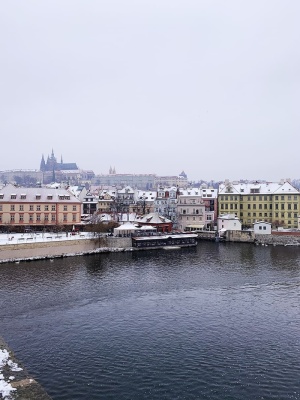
left=218, top=214, right=240, bottom=220
left=0, top=184, right=80, bottom=203
left=219, top=180, right=299, bottom=195
left=135, top=212, right=171, bottom=224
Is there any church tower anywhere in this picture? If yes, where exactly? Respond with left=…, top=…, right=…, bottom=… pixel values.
left=40, top=155, right=46, bottom=172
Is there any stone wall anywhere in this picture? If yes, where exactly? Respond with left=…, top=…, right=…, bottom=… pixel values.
left=255, top=234, right=300, bottom=246
left=226, top=230, right=255, bottom=243
left=0, top=237, right=132, bottom=263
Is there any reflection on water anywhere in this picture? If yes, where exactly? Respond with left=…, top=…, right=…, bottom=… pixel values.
left=0, top=242, right=299, bottom=400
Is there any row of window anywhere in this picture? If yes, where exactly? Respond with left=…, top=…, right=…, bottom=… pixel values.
left=240, top=212, right=298, bottom=218
left=219, top=195, right=299, bottom=201
left=0, top=205, right=78, bottom=212
left=242, top=219, right=297, bottom=226
left=0, top=213, right=78, bottom=223
left=221, top=203, right=298, bottom=210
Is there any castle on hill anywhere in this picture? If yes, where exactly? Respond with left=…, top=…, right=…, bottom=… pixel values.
left=40, top=149, right=78, bottom=172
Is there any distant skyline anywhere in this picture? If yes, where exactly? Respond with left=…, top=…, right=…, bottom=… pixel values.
left=1, top=1, right=300, bottom=182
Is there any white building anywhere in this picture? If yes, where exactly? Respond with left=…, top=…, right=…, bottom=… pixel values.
left=253, top=221, right=272, bottom=234
left=217, top=214, right=242, bottom=234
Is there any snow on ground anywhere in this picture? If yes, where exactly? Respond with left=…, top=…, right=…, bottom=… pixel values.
left=0, top=348, right=22, bottom=399
left=0, top=231, right=91, bottom=246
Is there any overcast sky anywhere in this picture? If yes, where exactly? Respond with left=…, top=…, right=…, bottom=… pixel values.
left=1, top=1, right=299, bottom=182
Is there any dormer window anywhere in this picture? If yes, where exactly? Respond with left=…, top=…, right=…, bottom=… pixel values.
left=47, top=195, right=53, bottom=200
left=20, top=194, right=26, bottom=199
left=36, top=194, right=41, bottom=200
left=11, top=194, right=17, bottom=199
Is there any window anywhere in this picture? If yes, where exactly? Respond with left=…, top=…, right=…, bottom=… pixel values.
left=253, top=204, right=256, bottom=209
left=72, top=205, right=77, bottom=211
left=72, top=214, right=76, bottom=222
left=29, top=214, right=34, bottom=222
left=10, top=205, right=15, bottom=211
left=51, top=214, right=56, bottom=221
left=288, top=204, right=292, bottom=210
left=0, top=205, right=2, bottom=211
left=259, top=226, right=262, bottom=230
left=21, top=195, right=26, bottom=199
left=11, top=195, right=16, bottom=199
left=259, top=213, right=262, bottom=217
left=19, top=205, right=24, bottom=211
left=0, top=214, right=2, bottom=222
left=264, top=204, right=267, bottom=209
left=30, top=205, right=34, bottom=211
left=19, top=214, right=24, bottom=222
left=45, top=205, right=49, bottom=211
left=275, top=196, right=278, bottom=200
left=37, top=205, right=41, bottom=211
left=288, top=196, right=291, bottom=200
left=51, top=205, right=56, bottom=211
left=275, top=204, right=278, bottom=209
left=263, top=226, right=266, bottom=230
left=259, top=204, right=262, bottom=209
left=36, top=214, right=41, bottom=221
left=248, top=204, right=251, bottom=209
left=281, top=196, right=284, bottom=201
left=294, top=204, right=298, bottom=210
left=10, top=214, right=15, bottom=222
left=281, top=204, right=284, bottom=210
left=294, top=213, right=298, bottom=218
left=63, top=205, right=68, bottom=211
left=63, top=214, right=67, bottom=222
left=36, top=195, right=41, bottom=200
left=44, top=214, right=49, bottom=221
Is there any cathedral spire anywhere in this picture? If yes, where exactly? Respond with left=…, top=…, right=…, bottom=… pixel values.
left=40, top=154, right=46, bottom=172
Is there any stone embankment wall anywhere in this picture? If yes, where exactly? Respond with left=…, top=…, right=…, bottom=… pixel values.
left=225, top=230, right=255, bottom=243
left=0, top=237, right=132, bottom=263
left=255, top=234, right=300, bottom=246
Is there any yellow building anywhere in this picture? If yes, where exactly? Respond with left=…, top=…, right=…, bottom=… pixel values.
left=0, top=184, right=81, bottom=228
left=218, top=180, right=300, bottom=228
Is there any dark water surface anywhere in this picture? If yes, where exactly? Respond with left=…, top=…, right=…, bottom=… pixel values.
left=0, top=242, right=299, bottom=400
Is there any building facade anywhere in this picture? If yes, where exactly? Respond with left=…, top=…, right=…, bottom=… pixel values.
left=218, top=180, right=300, bottom=228
left=0, top=184, right=81, bottom=229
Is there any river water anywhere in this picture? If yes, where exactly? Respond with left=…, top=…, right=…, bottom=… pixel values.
left=0, top=242, right=299, bottom=400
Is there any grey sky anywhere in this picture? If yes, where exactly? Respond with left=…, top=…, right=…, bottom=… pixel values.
left=1, top=0, right=300, bottom=182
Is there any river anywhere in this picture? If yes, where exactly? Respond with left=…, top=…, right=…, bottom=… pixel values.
left=0, top=242, right=299, bottom=400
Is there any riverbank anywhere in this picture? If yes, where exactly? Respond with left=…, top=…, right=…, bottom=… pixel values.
left=0, top=336, right=52, bottom=399
left=0, top=234, right=132, bottom=264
